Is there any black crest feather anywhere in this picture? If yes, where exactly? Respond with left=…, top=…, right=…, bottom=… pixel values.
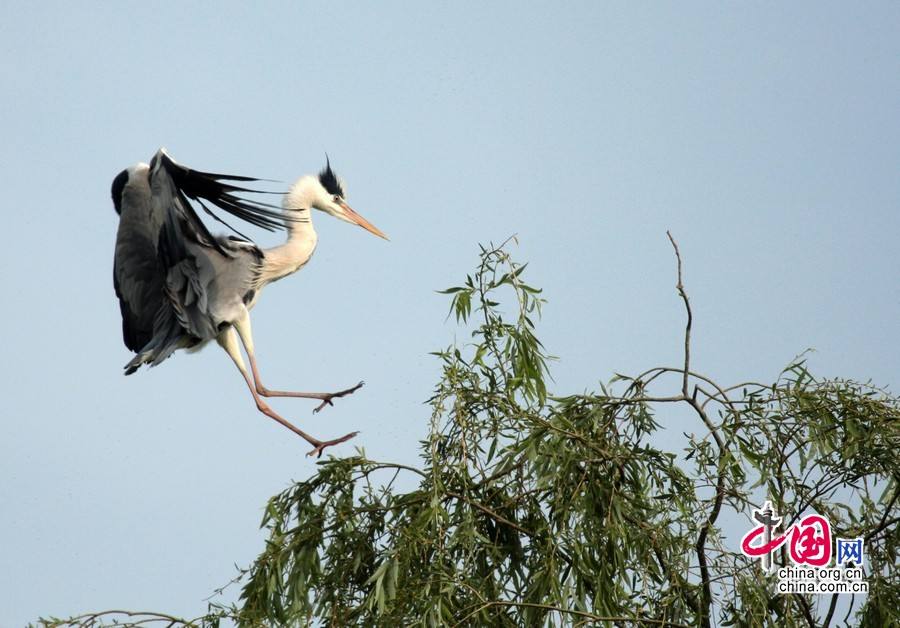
left=318, top=156, right=345, bottom=198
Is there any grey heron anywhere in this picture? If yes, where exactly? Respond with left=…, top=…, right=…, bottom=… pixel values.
left=111, top=148, right=386, bottom=457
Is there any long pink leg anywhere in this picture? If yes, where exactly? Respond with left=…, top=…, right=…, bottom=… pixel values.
left=217, top=327, right=358, bottom=457
left=233, top=314, right=364, bottom=413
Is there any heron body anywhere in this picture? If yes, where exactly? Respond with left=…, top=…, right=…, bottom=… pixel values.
left=111, top=149, right=386, bottom=456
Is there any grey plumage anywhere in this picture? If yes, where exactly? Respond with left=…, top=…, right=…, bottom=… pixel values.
left=113, top=149, right=273, bottom=374
left=111, top=148, right=386, bottom=456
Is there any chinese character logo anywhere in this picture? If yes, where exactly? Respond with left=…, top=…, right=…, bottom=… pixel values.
left=741, top=501, right=785, bottom=572
left=741, top=503, right=837, bottom=570
left=788, top=514, right=831, bottom=567
left=836, top=538, right=864, bottom=566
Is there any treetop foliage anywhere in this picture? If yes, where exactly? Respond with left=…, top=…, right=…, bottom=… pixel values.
left=38, top=237, right=899, bottom=627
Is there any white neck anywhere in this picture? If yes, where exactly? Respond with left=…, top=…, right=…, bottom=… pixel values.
left=258, top=207, right=318, bottom=286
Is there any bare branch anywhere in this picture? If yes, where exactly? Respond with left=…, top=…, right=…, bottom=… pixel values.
left=666, top=232, right=729, bottom=628
left=667, top=231, right=692, bottom=397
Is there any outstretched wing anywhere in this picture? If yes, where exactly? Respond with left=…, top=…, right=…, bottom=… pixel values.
left=112, top=148, right=278, bottom=362
left=149, top=148, right=290, bottom=249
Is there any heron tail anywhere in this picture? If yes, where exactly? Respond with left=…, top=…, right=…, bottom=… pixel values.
left=122, top=303, right=194, bottom=375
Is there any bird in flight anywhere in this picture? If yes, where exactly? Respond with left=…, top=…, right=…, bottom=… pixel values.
left=111, top=148, right=387, bottom=457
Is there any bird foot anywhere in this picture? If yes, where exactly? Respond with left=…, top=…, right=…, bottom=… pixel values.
left=312, top=381, right=365, bottom=413
left=306, top=431, right=360, bottom=458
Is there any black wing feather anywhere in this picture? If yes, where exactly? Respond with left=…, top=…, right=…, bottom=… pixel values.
left=113, top=148, right=284, bottom=372
left=154, top=151, right=290, bottom=234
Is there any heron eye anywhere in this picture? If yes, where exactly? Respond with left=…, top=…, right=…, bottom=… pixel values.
left=333, top=195, right=341, bottom=203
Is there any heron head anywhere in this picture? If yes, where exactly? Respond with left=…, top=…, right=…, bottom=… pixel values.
left=284, top=158, right=388, bottom=240
left=316, top=158, right=388, bottom=240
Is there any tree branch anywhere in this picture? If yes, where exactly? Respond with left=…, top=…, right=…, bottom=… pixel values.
left=667, top=232, right=728, bottom=628
left=453, top=600, right=692, bottom=628
left=667, top=231, right=692, bottom=397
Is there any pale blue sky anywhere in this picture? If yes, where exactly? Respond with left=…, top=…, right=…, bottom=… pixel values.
left=1, top=3, right=897, bottom=624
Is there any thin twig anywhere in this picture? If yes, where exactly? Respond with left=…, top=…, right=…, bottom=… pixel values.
left=822, top=589, right=840, bottom=627
left=667, top=231, right=692, bottom=397
left=446, top=490, right=534, bottom=538
left=866, top=480, right=900, bottom=541
left=452, top=600, right=692, bottom=628
left=37, top=610, right=213, bottom=628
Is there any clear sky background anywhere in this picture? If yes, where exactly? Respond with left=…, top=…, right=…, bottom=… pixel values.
left=1, top=2, right=897, bottom=624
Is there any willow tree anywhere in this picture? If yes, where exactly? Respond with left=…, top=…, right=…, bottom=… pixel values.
left=39, top=237, right=899, bottom=627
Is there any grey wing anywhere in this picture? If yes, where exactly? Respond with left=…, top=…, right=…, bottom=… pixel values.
left=113, top=165, right=166, bottom=352
left=113, top=149, right=274, bottom=374
left=156, top=220, right=262, bottom=347
left=171, top=236, right=264, bottom=336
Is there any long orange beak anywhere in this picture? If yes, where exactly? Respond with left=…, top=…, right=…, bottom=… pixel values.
left=339, top=201, right=389, bottom=240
